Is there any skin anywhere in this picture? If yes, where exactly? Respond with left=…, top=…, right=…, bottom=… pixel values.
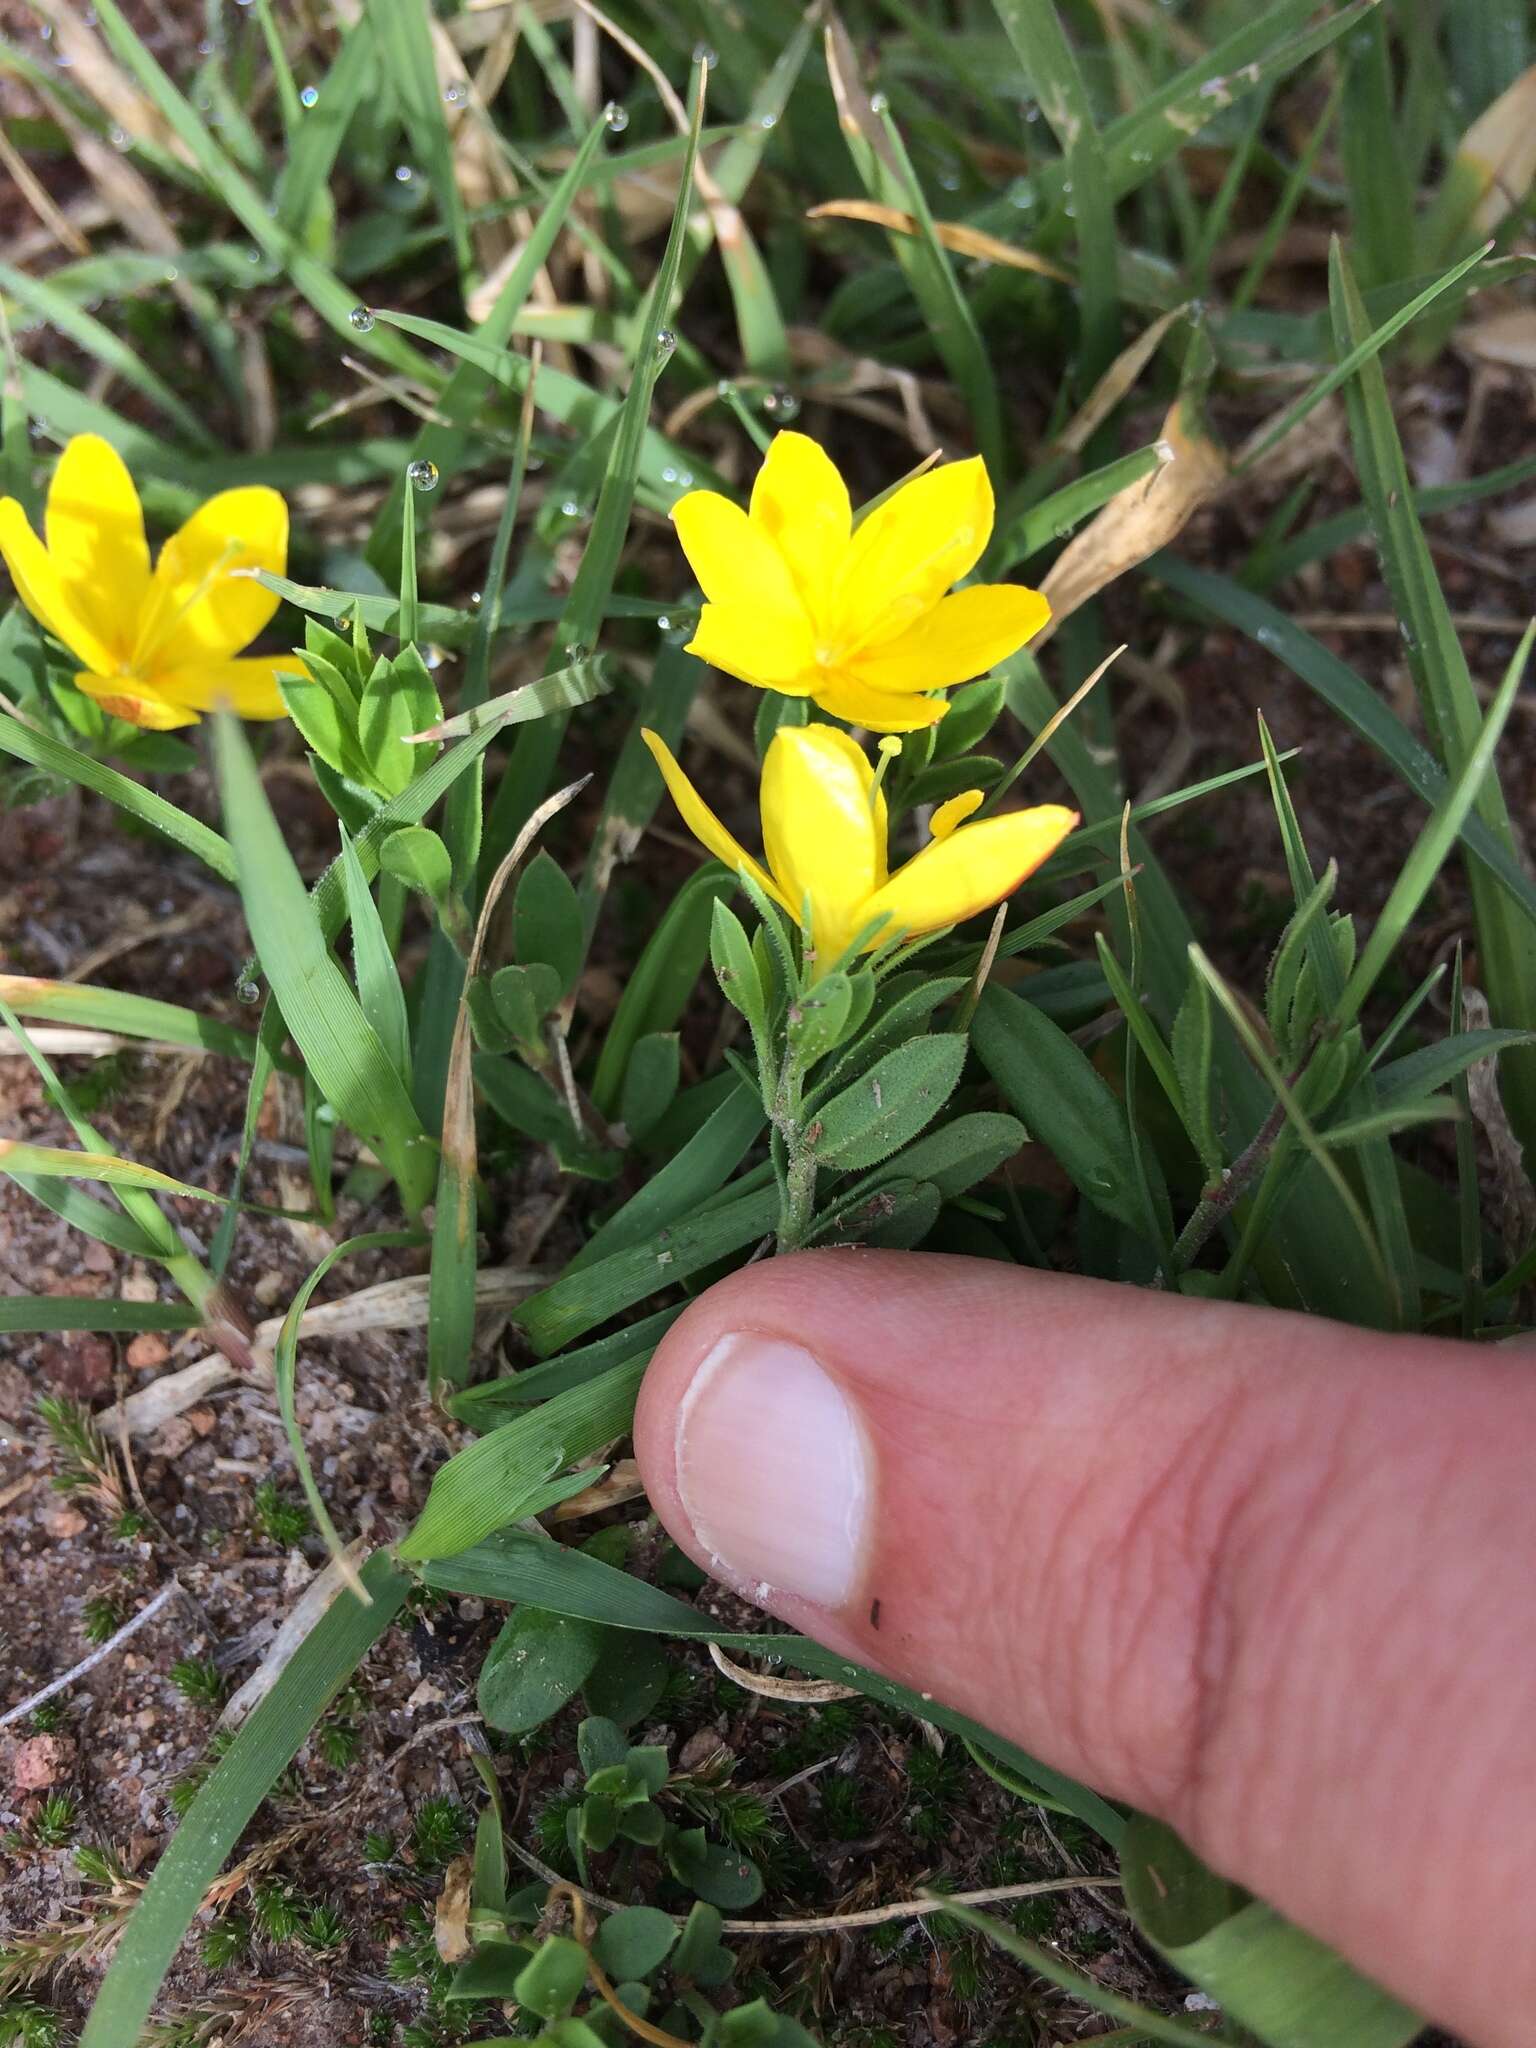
left=635, top=1249, right=1536, bottom=2048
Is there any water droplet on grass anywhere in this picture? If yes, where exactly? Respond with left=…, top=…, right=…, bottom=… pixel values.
left=348, top=305, right=375, bottom=333
left=299, top=84, right=319, bottom=108
left=602, top=99, right=629, bottom=132
left=407, top=458, right=439, bottom=493
left=654, top=327, right=678, bottom=360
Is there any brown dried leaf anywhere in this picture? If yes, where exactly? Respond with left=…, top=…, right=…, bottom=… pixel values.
left=1054, top=304, right=1189, bottom=457
left=1035, top=403, right=1228, bottom=646
left=433, top=1854, right=475, bottom=1965
left=807, top=199, right=1072, bottom=283
left=1460, top=309, right=1536, bottom=370
left=1454, top=62, right=1536, bottom=235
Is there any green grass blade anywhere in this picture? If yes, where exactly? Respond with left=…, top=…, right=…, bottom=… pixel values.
left=0, top=977, right=263, bottom=1063
left=272, top=15, right=372, bottom=236
left=1340, top=11, right=1417, bottom=287
left=0, top=1296, right=203, bottom=1334
left=590, top=863, right=735, bottom=1117
left=1152, top=557, right=1536, bottom=931
left=214, top=716, right=436, bottom=1215
left=0, top=710, right=235, bottom=882
left=989, top=0, right=1118, bottom=379
left=339, top=829, right=411, bottom=1090
left=1330, top=238, right=1536, bottom=1159
left=365, top=0, right=469, bottom=284
left=79, top=1551, right=410, bottom=2048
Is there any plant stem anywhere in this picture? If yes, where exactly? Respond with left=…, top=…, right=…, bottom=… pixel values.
left=773, top=1052, right=816, bottom=1253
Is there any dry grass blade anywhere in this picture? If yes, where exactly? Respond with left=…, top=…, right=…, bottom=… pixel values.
left=807, top=199, right=1073, bottom=283
left=29, top=0, right=185, bottom=161
left=546, top=1456, right=645, bottom=1521
left=219, top=1546, right=369, bottom=1726
left=1036, top=404, right=1227, bottom=646
left=1055, top=304, right=1190, bottom=457
left=708, top=1643, right=860, bottom=1703
left=0, top=124, right=90, bottom=257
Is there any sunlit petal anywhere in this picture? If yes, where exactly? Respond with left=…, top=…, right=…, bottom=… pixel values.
left=685, top=601, right=817, bottom=692
left=0, top=498, right=117, bottom=674
left=861, top=804, right=1078, bottom=941
left=930, top=789, right=984, bottom=840
left=641, top=729, right=788, bottom=910
left=135, top=486, right=287, bottom=670
left=851, top=583, right=1049, bottom=695
left=150, top=656, right=304, bottom=719
left=43, top=436, right=150, bottom=669
left=75, top=670, right=197, bottom=730
left=811, top=668, right=949, bottom=732
left=748, top=432, right=852, bottom=627
left=671, top=490, right=808, bottom=619
left=761, top=724, right=884, bottom=956
left=832, top=456, right=994, bottom=649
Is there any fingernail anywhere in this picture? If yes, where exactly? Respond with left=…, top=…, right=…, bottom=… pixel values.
left=674, top=1334, right=871, bottom=1608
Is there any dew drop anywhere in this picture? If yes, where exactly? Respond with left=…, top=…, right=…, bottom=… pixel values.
left=108, top=124, right=130, bottom=151
left=441, top=80, right=466, bottom=106
left=762, top=385, right=800, bottom=421
left=564, top=641, right=590, bottom=662
left=469, top=590, right=482, bottom=607
left=654, top=326, right=678, bottom=361
left=868, top=90, right=889, bottom=115
left=299, top=83, right=319, bottom=108
left=236, top=974, right=261, bottom=1005
left=197, top=37, right=214, bottom=56
left=348, top=304, right=375, bottom=333
left=715, top=377, right=737, bottom=400
left=677, top=470, right=693, bottom=488
left=758, top=110, right=778, bottom=130
left=661, top=465, right=678, bottom=485
left=656, top=615, right=671, bottom=632
left=394, top=163, right=414, bottom=184
left=602, top=99, right=629, bottom=132
left=692, top=41, right=717, bottom=67
left=407, top=458, right=439, bottom=493
left=559, top=498, right=584, bottom=520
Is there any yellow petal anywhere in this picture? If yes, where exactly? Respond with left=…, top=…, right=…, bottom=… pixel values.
left=640, top=729, right=787, bottom=910
left=930, top=789, right=984, bottom=840
left=135, top=486, right=288, bottom=670
left=671, top=489, right=808, bottom=620
left=0, top=497, right=117, bottom=674
left=851, top=583, right=1049, bottom=695
left=149, top=656, right=302, bottom=719
left=43, top=435, right=150, bottom=669
left=75, top=670, right=197, bottom=730
left=861, top=804, right=1078, bottom=942
left=747, top=432, right=851, bottom=627
left=831, top=456, right=994, bottom=650
left=811, top=668, right=949, bottom=732
left=761, top=724, right=885, bottom=958
left=685, top=601, right=817, bottom=693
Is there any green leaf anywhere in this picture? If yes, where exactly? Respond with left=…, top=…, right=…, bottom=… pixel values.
left=447, top=1943, right=535, bottom=2002
left=400, top=1359, right=647, bottom=1559
left=340, top=829, right=411, bottom=1091
left=282, top=653, right=367, bottom=783
left=811, top=1034, right=967, bottom=1170
left=787, top=972, right=854, bottom=1068
left=1121, top=1816, right=1422, bottom=2047
left=1375, top=1028, right=1536, bottom=1105
left=570, top=1089, right=766, bottom=1274
left=665, top=1829, right=763, bottom=1910
left=672, top=1902, right=734, bottom=1990
left=710, top=897, right=770, bottom=1056
left=592, top=865, right=734, bottom=1116
left=973, top=985, right=1151, bottom=1233
left=861, top=1111, right=1026, bottom=1201
left=358, top=646, right=442, bottom=797
left=380, top=824, right=454, bottom=905
left=79, top=1552, right=410, bottom=2048
left=583, top=1630, right=670, bottom=1729
left=620, top=1033, right=681, bottom=1144
left=578, top=1717, right=629, bottom=1776
left=1172, top=972, right=1223, bottom=1179
left=514, top=852, right=584, bottom=1000
left=514, top=1182, right=779, bottom=1358
left=514, top=1935, right=590, bottom=2021
left=213, top=716, right=435, bottom=1215
left=593, top=1907, right=677, bottom=1983
left=0, top=1142, right=221, bottom=1204
left=0, top=1297, right=203, bottom=1336
left=479, top=1608, right=605, bottom=1735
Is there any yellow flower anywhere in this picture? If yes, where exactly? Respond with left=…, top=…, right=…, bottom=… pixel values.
left=0, top=433, right=298, bottom=731
left=643, top=722, right=1076, bottom=967
left=670, top=432, right=1049, bottom=733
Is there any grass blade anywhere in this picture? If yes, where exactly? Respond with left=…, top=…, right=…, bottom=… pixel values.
left=79, top=1551, right=410, bottom=2048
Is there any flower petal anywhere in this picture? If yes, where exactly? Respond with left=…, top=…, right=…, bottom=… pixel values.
left=761, top=724, right=885, bottom=958
left=748, top=432, right=852, bottom=627
left=75, top=670, right=197, bottom=730
left=685, top=601, right=817, bottom=692
left=811, top=668, right=950, bottom=732
left=861, top=804, right=1078, bottom=942
left=150, top=656, right=303, bottom=719
left=43, top=435, right=151, bottom=669
left=851, top=583, right=1049, bottom=695
left=0, top=497, right=117, bottom=674
left=930, top=789, right=984, bottom=840
left=832, top=456, right=995, bottom=650
left=641, top=729, right=787, bottom=910
left=671, top=489, right=808, bottom=620
left=135, top=486, right=288, bottom=670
